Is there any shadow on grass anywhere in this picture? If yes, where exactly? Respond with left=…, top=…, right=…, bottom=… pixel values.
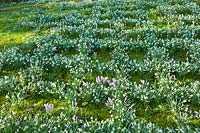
left=90, top=47, right=113, bottom=63
left=169, top=48, right=188, bottom=62
left=128, top=47, right=146, bottom=61
left=129, top=71, right=156, bottom=84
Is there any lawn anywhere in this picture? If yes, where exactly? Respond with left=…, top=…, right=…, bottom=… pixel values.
left=0, top=0, right=200, bottom=132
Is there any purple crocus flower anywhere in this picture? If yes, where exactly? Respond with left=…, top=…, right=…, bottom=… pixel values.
left=106, top=80, right=113, bottom=86
left=96, top=76, right=101, bottom=84
left=96, top=76, right=109, bottom=83
left=112, top=78, right=119, bottom=85
left=44, top=103, right=54, bottom=112
left=112, top=78, right=117, bottom=82
left=101, top=76, right=108, bottom=83
left=96, top=76, right=120, bottom=86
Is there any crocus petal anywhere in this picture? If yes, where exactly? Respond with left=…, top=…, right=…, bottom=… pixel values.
left=96, top=76, right=101, bottom=83
left=112, top=78, right=119, bottom=85
left=100, top=76, right=104, bottom=82
left=44, top=103, right=54, bottom=112
left=112, top=78, right=117, bottom=82
left=104, top=77, right=108, bottom=81
left=106, top=80, right=112, bottom=86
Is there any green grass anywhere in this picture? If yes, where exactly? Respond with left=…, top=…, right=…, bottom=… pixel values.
left=0, top=0, right=200, bottom=131
left=77, top=103, right=111, bottom=121
left=128, top=49, right=146, bottom=60
left=129, top=72, right=155, bottom=84
left=136, top=104, right=177, bottom=128
left=169, top=48, right=188, bottom=62
left=0, top=1, right=70, bottom=47
left=92, top=48, right=113, bottom=63
left=9, top=98, right=70, bottom=116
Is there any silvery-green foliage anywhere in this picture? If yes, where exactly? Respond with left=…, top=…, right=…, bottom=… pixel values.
left=0, top=0, right=200, bottom=132
left=0, top=47, right=28, bottom=69
left=147, top=46, right=169, bottom=61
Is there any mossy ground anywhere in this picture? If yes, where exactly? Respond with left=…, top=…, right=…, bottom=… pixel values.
left=6, top=97, right=70, bottom=117
left=129, top=72, right=155, bottom=84
left=42, top=70, right=71, bottom=83
left=91, top=48, right=113, bottom=63
left=77, top=103, right=111, bottom=121
left=128, top=48, right=146, bottom=60
left=169, top=48, right=188, bottom=62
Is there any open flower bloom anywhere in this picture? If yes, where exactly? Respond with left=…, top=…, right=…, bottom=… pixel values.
left=106, top=80, right=111, bottom=86
left=44, top=103, right=54, bottom=112
left=96, top=76, right=101, bottom=84
left=96, top=76, right=119, bottom=86
left=101, top=76, right=108, bottom=83
left=112, top=78, right=119, bottom=85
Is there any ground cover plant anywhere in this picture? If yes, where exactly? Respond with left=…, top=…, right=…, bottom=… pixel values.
left=0, top=0, right=200, bottom=132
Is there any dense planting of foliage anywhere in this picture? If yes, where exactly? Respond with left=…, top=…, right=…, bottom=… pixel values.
left=0, top=0, right=26, bottom=3
left=0, top=0, right=200, bottom=132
